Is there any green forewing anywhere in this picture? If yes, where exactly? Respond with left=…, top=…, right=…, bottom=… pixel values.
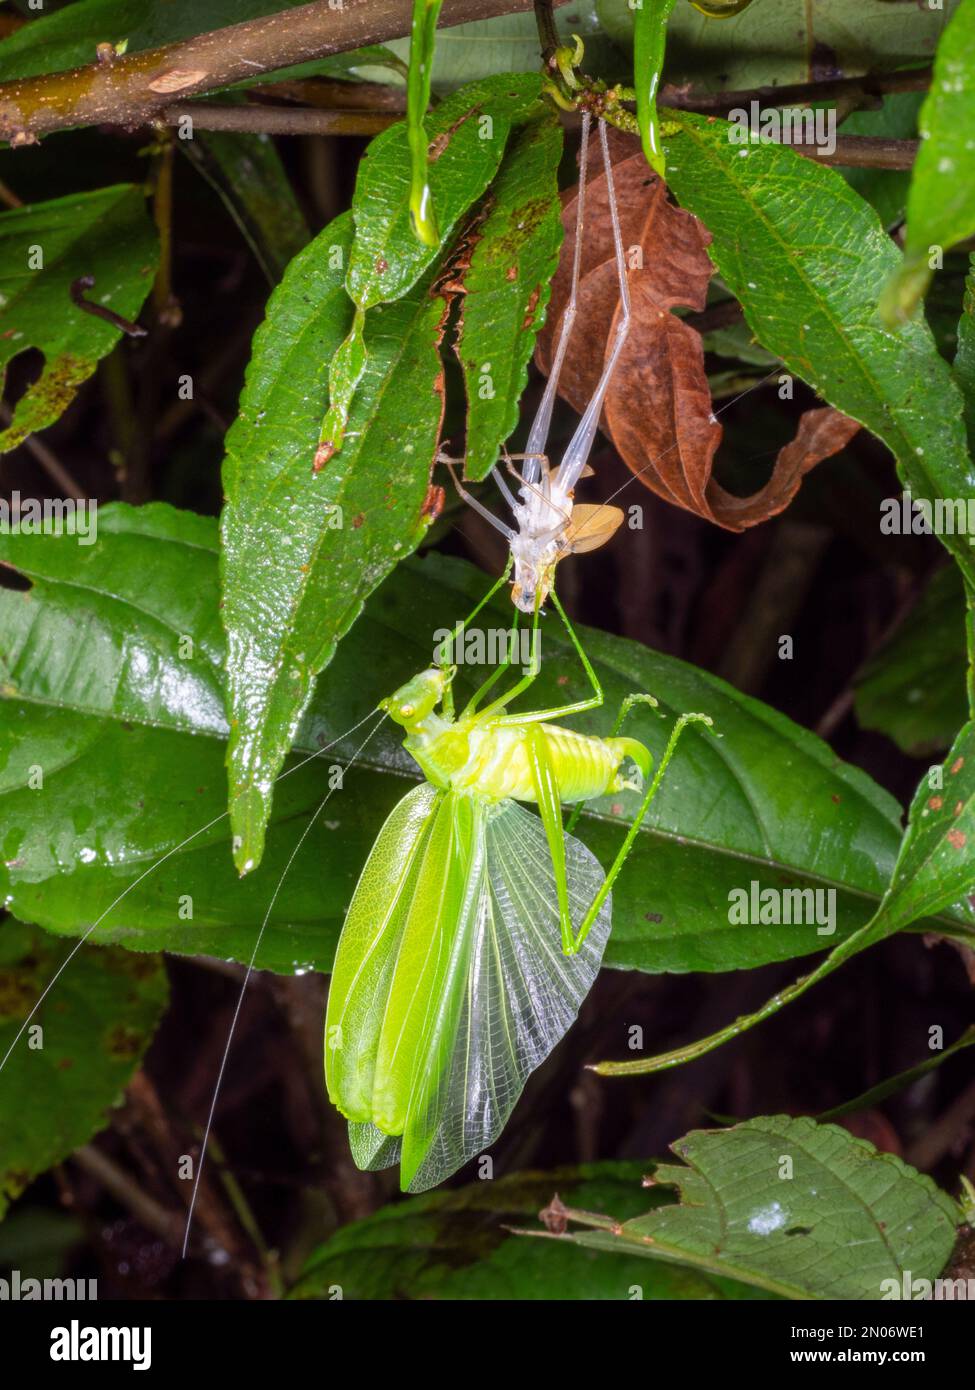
left=326, top=790, right=612, bottom=1192
left=324, top=783, right=441, bottom=1122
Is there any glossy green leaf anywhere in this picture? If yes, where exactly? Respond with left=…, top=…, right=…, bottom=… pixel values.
left=319, top=74, right=542, bottom=469
left=220, top=211, right=446, bottom=875
left=598, top=0, right=958, bottom=93
left=347, top=73, right=544, bottom=312
left=455, top=111, right=563, bottom=480
left=289, top=1160, right=770, bottom=1300
left=882, top=0, right=975, bottom=324
left=2, top=507, right=973, bottom=979
left=883, top=719, right=975, bottom=928
left=0, top=921, right=167, bottom=1218
left=178, top=122, right=309, bottom=285
left=662, top=111, right=975, bottom=587
left=0, top=185, right=157, bottom=453
left=854, top=565, right=967, bottom=756
left=531, top=1117, right=959, bottom=1301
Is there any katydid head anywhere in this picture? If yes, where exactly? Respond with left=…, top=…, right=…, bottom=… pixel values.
left=381, top=668, right=448, bottom=729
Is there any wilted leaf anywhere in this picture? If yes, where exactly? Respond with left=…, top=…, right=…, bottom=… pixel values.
left=536, top=144, right=858, bottom=528
left=0, top=921, right=167, bottom=1218
left=530, top=1116, right=959, bottom=1300
left=661, top=112, right=975, bottom=586
left=0, top=185, right=157, bottom=452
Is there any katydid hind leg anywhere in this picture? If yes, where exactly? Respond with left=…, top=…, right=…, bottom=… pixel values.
left=567, top=709, right=715, bottom=954
left=526, top=724, right=574, bottom=954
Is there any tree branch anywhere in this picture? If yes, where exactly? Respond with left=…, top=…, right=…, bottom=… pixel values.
left=0, top=0, right=569, bottom=144
left=166, top=100, right=919, bottom=171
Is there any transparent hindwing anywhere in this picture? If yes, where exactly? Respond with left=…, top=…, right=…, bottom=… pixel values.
left=347, top=793, right=611, bottom=1193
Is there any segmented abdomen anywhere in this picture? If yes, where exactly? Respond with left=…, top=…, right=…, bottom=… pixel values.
left=454, top=723, right=623, bottom=804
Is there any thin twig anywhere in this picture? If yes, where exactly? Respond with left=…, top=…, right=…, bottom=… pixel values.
left=163, top=103, right=396, bottom=138
left=533, top=0, right=560, bottom=64
left=660, top=66, right=932, bottom=114
left=164, top=101, right=920, bottom=168
left=73, top=1143, right=185, bottom=1245
left=0, top=402, right=85, bottom=499
left=0, top=0, right=568, bottom=144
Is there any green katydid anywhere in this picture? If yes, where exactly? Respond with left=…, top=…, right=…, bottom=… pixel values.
left=324, top=575, right=712, bottom=1192
left=324, top=114, right=713, bottom=1192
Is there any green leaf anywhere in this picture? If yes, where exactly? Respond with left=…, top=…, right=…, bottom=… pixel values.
left=596, top=721, right=975, bottom=1077
left=817, top=1025, right=975, bottom=1124
left=178, top=121, right=309, bottom=285
left=839, top=91, right=925, bottom=231
left=598, top=0, right=959, bottom=93
left=882, top=0, right=975, bottom=324
left=0, top=921, right=167, bottom=1219
left=2, top=506, right=972, bottom=978
left=319, top=74, right=542, bottom=472
left=220, top=211, right=446, bottom=874
left=0, top=185, right=157, bottom=453
left=662, top=111, right=975, bottom=587
left=854, top=565, right=968, bottom=756
left=289, top=1161, right=771, bottom=1300
left=347, top=73, right=544, bottom=312
left=883, top=719, right=975, bottom=928
left=455, top=111, right=563, bottom=480
left=531, top=1116, right=959, bottom=1301
left=954, top=254, right=975, bottom=449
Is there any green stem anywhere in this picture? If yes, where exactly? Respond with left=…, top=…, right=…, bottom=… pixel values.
left=407, top=0, right=443, bottom=247
left=633, top=0, right=678, bottom=178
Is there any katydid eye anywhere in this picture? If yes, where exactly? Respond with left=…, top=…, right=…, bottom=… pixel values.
left=401, top=704, right=415, bottom=716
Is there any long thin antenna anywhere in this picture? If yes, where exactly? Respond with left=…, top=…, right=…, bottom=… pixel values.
left=180, top=709, right=388, bottom=1259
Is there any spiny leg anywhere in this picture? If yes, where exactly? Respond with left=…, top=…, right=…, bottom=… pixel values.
left=521, top=110, right=592, bottom=486
left=565, top=710, right=715, bottom=955
left=553, top=117, right=632, bottom=498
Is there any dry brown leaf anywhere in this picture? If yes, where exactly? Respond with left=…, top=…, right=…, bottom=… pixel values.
left=535, top=139, right=860, bottom=531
